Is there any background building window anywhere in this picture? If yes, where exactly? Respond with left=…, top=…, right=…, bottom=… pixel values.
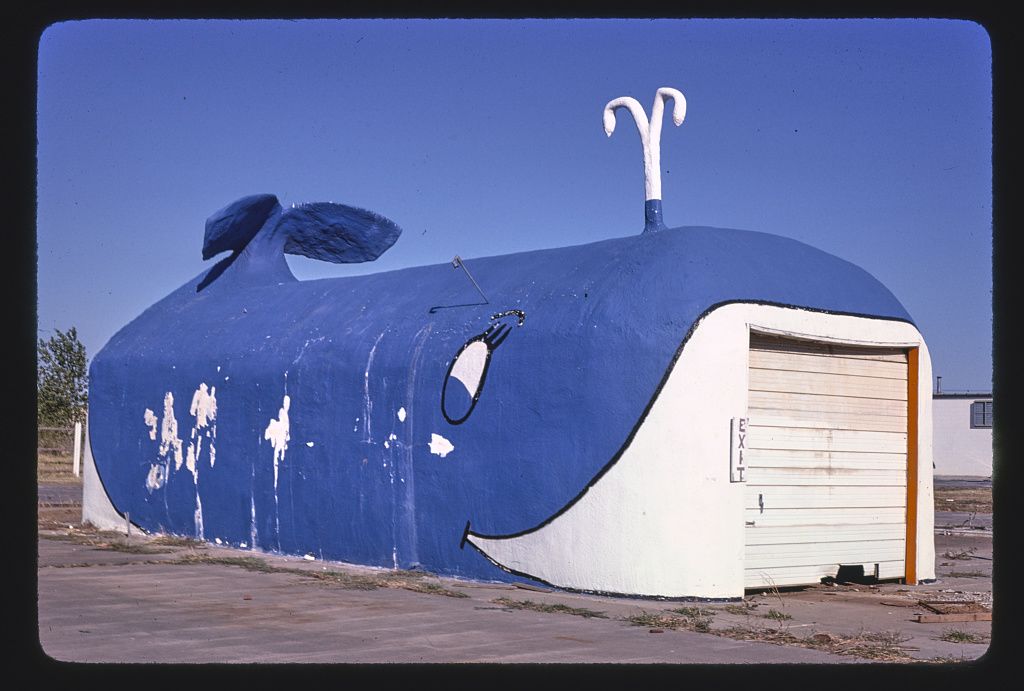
left=970, top=400, right=993, bottom=428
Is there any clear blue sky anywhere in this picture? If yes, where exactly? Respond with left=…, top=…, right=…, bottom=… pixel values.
left=36, top=18, right=992, bottom=392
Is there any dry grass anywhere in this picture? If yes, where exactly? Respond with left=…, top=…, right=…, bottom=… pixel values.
left=37, top=505, right=83, bottom=531
left=494, top=598, right=608, bottom=618
left=169, top=553, right=279, bottom=572
left=626, top=604, right=914, bottom=662
left=938, top=628, right=988, bottom=644
left=627, top=608, right=713, bottom=632
left=716, top=626, right=914, bottom=662
left=723, top=602, right=759, bottom=616
left=150, top=535, right=206, bottom=547
left=934, top=487, right=992, bottom=513
left=167, top=553, right=469, bottom=598
left=37, top=451, right=81, bottom=484
left=40, top=529, right=175, bottom=554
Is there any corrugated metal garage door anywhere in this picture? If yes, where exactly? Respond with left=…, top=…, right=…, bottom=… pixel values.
left=744, top=332, right=909, bottom=589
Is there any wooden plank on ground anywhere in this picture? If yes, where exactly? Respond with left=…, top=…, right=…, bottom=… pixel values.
left=913, top=612, right=992, bottom=623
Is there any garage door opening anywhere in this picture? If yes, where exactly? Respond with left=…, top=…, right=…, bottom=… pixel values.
left=743, top=331, right=916, bottom=589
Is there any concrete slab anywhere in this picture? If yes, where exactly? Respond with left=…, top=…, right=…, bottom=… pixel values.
left=35, top=482, right=995, bottom=665
left=38, top=537, right=854, bottom=664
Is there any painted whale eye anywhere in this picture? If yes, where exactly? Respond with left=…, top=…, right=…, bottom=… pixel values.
left=441, top=319, right=517, bottom=425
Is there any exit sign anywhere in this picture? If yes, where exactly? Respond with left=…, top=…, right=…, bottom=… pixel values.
left=731, top=417, right=748, bottom=483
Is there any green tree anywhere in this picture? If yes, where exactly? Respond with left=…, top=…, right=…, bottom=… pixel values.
left=37, top=327, right=88, bottom=427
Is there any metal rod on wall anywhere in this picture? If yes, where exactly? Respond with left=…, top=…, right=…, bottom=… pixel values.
left=452, top=255, right=489, bottom=305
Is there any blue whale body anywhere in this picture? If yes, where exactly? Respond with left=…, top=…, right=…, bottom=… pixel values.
left=88, top=193, right=913, bottom=585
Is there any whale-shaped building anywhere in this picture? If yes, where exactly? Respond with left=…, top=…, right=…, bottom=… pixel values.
left=84, top=89, right=934, bottom=598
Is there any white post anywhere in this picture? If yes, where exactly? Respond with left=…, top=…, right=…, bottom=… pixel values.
left=72, top=421, right=82, bottom=477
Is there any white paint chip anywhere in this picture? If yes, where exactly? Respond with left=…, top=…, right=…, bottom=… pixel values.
left=158, top=392, right=184, bottom=470
left=306, top=441, right=314, bottom=447
left=303, top=554, right=315, bottom=561
left=264, top=394, right=291, bottom=491
left=397, top=407, right=406, bottom=422
left=187, top=383, right=218, bottom=469
left=144, top=409, right=158, bottom=440
left=429, top=433, right=454, bottom=458
left=145, top=464, right=165, bottom=492
left=215, top=537, right=223, bottom=544
left=189, top=383, right=217, bottom=429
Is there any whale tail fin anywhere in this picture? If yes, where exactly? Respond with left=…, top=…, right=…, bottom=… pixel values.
left=202, top=194, right=402, bottom=264
left=203, top=194, right=281, bottom=260
left=277, top=202, right=402, bottom=264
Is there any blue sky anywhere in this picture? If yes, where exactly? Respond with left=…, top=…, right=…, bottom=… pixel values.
left=36, top=18, right=992, bottom=391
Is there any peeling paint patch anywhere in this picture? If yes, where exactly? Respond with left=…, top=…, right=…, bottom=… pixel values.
left=144, top=409, right=158, bottom=440
left=188, top=383, right=218, bottom=468
left=159, top=392, right=184, bottom=470
left=306, top=441, right=315, bottom=447
left=190, top=383, right=217, bottom=428
left=384, top=440, right=390, bottom=449
left=264, top=394, right=291, bottom=490
left=397, top=407, right=406, bottom=422
left=429, top=433, right=454, bottom=458
left=146, top=464, right=166, bottom=492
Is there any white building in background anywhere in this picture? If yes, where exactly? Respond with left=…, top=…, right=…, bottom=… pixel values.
left=932, top=392, right=993, bottom=478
